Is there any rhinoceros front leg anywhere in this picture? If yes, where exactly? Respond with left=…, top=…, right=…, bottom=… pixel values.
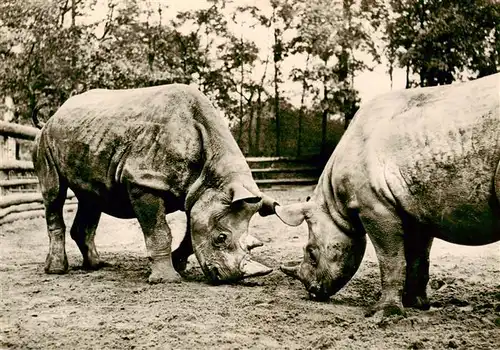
left=171, top=223, right=193, bottom=273
left=360, top=203, right=407, bottom=317
left=70, top=199, right=103, bottom=270
left=128, top=187, right=181, bottom=284
left=403, top=233, right=433, bottom=310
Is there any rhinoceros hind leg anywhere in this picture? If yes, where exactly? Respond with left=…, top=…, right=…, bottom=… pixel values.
left=171, top=220, right=193, bottom=273
left=128, top=187, right=181, bottom=283
left=403, top=232, right=433, bottom=310
left=70, top=199, right=103, bottom=270
left=360, top=202, right=406, bottom=317
left=40, top=171, right=69, bottom=274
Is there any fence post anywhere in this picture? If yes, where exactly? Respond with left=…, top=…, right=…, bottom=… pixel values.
left=1, top=96, right=16, bottom=162
left=1, top=96, right=15, bottom=196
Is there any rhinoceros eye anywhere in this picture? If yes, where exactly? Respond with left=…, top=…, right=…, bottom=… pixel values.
left=214, top=233, right=228, bottom=246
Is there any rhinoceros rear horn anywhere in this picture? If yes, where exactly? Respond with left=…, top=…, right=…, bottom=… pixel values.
left=242, top=234, right=264, bottom=251
left=274, top=203, right=308, bottom=227
left=258, top=194, right=279, bottom=217
left=231, top=184, right=261, bottom=204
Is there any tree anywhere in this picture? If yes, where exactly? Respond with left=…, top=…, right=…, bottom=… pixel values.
left=0, top=0, right=97, bottom=123
left=270, top=0, right=298, bottom=156
left=289, top=53, right=312, bottom=156
left=386, top=0, right=500, bottom=88
left=290, top=0, right=382, bottom=155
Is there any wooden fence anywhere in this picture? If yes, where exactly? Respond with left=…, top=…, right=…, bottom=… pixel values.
left=0, top=121, right=78, bottom=224
left=0, top=121, right=320, bottom=225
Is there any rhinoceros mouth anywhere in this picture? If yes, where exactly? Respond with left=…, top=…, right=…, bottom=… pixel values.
left=205, top=263, right=243, bottom=284
left=308, top=290, right=331, bottom=302
left=204, top=264, right=224, bottom=284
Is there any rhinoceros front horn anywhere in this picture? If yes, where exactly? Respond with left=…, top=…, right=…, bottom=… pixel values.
left=240, top=259, right=273, bottom=278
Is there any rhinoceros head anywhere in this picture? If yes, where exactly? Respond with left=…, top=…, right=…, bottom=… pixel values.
left=188, top=182, right=276, bottom=283
left=276, top=199, right=366, bottom=301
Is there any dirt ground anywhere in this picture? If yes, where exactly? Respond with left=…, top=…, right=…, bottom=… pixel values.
left=1, top=186, right=499, bottom=350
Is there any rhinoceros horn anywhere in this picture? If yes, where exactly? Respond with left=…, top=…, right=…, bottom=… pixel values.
left=280, top=264, right=300, bottom=280
left=240, top=258, right=273, bottom=278
left=258, top=194, right=278, bottom=216
left=274, top=203, right=309, bottom=227
left=231, top=184, right=261, bottom=204
left=242, top=234, right=264, bottom=251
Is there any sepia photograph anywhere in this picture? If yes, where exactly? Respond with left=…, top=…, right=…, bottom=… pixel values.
left=1, top=0, right=499, bottom=349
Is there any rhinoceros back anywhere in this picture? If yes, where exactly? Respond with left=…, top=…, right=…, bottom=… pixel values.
left=36, top=84, right=243, bottom=216
left=335, top=73, right=500, bottom=244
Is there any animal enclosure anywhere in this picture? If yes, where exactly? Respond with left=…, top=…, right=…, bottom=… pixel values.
left=1, top=186, right=499, bottom=349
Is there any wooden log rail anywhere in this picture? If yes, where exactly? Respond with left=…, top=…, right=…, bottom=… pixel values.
left=0, top=121, right=38, bottom=140
left=0, top=160, right=35, bottom=171
left=0, top=195, right=78, bottom=225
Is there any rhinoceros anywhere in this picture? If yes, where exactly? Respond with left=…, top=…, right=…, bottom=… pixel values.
left=276, top=73, right=500, bottom=316
left=32, top=84, right=278, bottom=284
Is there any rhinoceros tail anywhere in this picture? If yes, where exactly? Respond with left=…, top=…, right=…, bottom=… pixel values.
left=31, top=105, right=45, bottom=129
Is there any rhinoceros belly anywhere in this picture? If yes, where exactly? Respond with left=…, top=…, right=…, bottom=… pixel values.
left=69, top=183, right=135, bottom=218
left=394, top=160, right=500, bottom=245
left=68, top=177, right=186, bottom=219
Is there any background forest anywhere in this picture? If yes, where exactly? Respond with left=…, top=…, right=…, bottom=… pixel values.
left=0, top=0, right=499, bottom=158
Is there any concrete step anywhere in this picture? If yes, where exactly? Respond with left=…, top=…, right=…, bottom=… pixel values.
left=246, top=156, right=323, bottom=169
left=255, top=178, right=319, bottom=187
left=251, top=167, right=320, bottom=180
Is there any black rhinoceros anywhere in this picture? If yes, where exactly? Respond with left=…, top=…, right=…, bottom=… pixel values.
left=276, top=73, right=500, bottom=316
left=33, top=84, right=277, bottom=284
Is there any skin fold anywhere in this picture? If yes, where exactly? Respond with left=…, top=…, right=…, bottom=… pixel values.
left=33, top=84, right=277, bottom=284
left=276, top=73, right=500, bottom=316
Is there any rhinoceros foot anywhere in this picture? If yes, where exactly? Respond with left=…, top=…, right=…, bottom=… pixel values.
left=172, top=257, right=189, bottom=274
left=403, top=294, right=430, bottom=310
left=148, top=259, right=182, bottom=284
left=365, top=301, right=406, bottom=318
left=82, top=259, right=109, bottom=271
left=44, top=252, right=68, bottom=274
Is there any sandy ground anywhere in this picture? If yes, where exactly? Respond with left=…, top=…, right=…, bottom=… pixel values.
left=1, top=186, right=499, bottom=350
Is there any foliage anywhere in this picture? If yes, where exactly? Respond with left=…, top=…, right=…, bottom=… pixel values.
left=1, top=0, right=498, bottom=158
left=386, top=0, right=500, bottom=87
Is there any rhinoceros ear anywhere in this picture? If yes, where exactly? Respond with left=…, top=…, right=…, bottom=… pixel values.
left=274, top=203, right=308, bottom=227
left=231, top=184, right=261, bottom=204
left=259, top=194, right=279, bottom=217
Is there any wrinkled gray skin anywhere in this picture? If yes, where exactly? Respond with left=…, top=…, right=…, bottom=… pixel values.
left=278, top=73, right=500, bottom=316
left=32, top=84, right=277, bottom=284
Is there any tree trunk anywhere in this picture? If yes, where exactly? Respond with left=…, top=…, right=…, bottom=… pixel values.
left=247, top=102, right=255, bottom=155
left=71, top=0, right=78, bottom=94
left=238, top=47, right=244, bottom=144
left=297, top=54, right=310, bottom=157
left=71, top=0, right=76, bottom=27
left=321, top=82, right=328, bottom=157
left=255, top=91, right=263, bottom=156
left=297, top=107, right=304, bottom=157
left=273, top=28, right=281, bottom=157
left=405, top=64, right=411, bottom=88
left=321, top=60, right=328, bottom=157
